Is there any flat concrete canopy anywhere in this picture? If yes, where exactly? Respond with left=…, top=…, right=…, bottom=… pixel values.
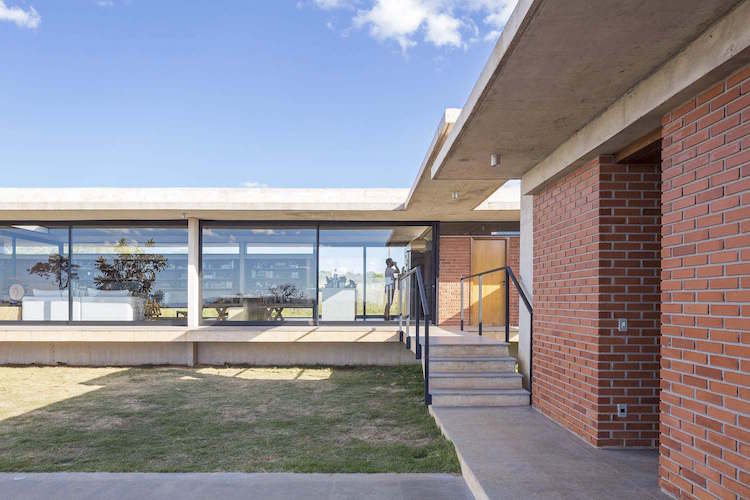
left=0, top=187, right=518, bottom=222
left=429, top=0, right=746, bottom=190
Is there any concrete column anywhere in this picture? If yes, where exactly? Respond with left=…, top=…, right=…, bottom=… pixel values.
left=185, top=342, right=198, bottom=367
left=187, top=218, right=202, bottom=329
left=518, top=195, right=533, bottom=389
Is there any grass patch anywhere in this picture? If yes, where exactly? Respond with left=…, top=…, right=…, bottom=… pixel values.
left=0, top=366, right=459, bottom=473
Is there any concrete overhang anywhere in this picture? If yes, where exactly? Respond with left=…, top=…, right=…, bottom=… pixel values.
left=0, top=187, right=518, bottom=222
left=405, top=109, right=520, bottom=216
left=427, top=0, right=747, bottom=193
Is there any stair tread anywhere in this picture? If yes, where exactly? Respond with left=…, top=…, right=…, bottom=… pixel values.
left=430, top=356, right=516, bottom=361
left=431, top=388, right=530, bottom=395
left=406, top=338, right=511, bottom=347
left=430, top=371, right=521, bottom=378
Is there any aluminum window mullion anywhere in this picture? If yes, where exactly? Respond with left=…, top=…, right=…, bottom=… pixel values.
left=68, top=225, right=73, bottom=324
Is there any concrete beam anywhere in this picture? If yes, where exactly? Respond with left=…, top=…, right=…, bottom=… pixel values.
left=405, top=108, right=460, bottom=208
left=0, top=187, right=519, bottom=222
left=522, top=0, right=750, bottom=194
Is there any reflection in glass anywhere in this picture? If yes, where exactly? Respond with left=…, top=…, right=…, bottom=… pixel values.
left=71, top=226, right=188, bottom=322
left=0, top=226, right=71, bottom=321
left=318, top=244, right=363, bottom=321
left=318, top=226, right=432, bottom=322
left=201, top=226, right=316, bottom=322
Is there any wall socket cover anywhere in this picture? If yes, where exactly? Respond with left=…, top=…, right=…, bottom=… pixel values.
left=618, top=318, right=628, bottom=332
left=617, top=404, right=627, bottom=418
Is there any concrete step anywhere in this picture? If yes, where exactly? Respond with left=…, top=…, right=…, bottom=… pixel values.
left=430, top=356, right=517, bottom=373
left=430, top=388, right=530, bottom=407
left=429, top=371, right=523, bottom=390
left=428, top=343, right=510, bottom=357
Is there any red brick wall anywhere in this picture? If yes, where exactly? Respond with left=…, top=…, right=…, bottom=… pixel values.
left=533, top=156, right=661, bottom=447
left=508, top=236, right=520, bottom=327
left=534, top=159, right=603, bottom=445
left=598, top=160, right=661, bottom=447
left=437, top=235, right=519, bottom=327
left=659, top=64, right=750, bottom=500
left=438, top=236, right=471, bottom=326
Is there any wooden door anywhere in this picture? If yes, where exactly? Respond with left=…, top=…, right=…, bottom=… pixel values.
left=470, top=238, right=506, bottom=326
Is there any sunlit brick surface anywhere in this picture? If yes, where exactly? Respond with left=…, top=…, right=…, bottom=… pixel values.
left=659, top=64, right=750, bottom=500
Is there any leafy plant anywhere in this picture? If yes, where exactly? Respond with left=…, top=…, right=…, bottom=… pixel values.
left=93, top=238, right=167, bottom=319
left=28, top=254, right=78, bottom=290
left=267, top=283, right=303, bottom=304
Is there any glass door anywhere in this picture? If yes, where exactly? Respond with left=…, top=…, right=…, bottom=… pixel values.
left=318, top=238, right=363, bottom=322
left=318, top=226, right=432, bottom=323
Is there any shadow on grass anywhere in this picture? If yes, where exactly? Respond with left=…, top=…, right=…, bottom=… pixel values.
left=0, top=366, right=459, bottom=474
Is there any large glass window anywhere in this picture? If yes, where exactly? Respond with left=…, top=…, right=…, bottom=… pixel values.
left=0, top=225, right=70, bottom=321
left=71, top=225, right=188, bottom=322
left=318, top=226, right=433, bottom=322
left=201, top=225, right=317, bottom=322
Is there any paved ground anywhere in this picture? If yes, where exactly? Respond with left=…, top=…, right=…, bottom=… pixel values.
left=0, top=473, right=471, bottom=500
left=431, top=406, right=669, bottom=500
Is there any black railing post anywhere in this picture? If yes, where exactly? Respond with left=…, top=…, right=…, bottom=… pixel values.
left=414, top=267, right=431, bottom=406
left=529, top=310, right=533, bottom=404
left=398, top=276, right=403, bottom=342
left=424, top=310, right=431, bottom=405
left=505, top=267, right=510, bottom=343
left=414, top=276, right=421, bottom=360
left=478, top=274, right=483, bottom=336
left=459, top=277, right=464, bottom=331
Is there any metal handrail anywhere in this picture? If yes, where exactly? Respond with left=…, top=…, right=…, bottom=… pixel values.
left=459, top=265, right=533, bottom=399
left=397, top=266, right=431, bottom=406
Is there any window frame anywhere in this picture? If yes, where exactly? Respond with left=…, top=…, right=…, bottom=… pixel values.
left=0, top=221, right=189, bottom=326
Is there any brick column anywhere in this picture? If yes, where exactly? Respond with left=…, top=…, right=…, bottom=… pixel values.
left=659, top=64, right=750, bottom=500
left=533, top=155, right=661, bottom=448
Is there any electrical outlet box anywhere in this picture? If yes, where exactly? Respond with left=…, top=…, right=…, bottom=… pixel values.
left=617, top=404, right=627, bottom=418
left=618, top=318, right=628, bottom=333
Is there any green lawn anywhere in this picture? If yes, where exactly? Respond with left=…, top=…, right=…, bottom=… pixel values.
left=0, top=365, right=459, bottom=473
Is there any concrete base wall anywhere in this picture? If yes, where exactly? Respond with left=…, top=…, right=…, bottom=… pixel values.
left=198, top=342, right=418, bottom=366
left=0, top=342, right=193, bottom=366
left=0, top=342, right=418, bottom=367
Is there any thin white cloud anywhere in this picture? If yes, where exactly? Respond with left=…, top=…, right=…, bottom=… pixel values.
left=96, top=0, right=115, bottom=7
left=242, top=181, right=269, bottom=188
left=483, top=29, right=500, bottom=42
left=314, top=0, right=352, bottom=9
left=424, top=12, right=462, bottom=48
left=317, top=0, right=517, bottom=51
left=354, top=0, right=426, bottom=51
left=0, top=0, right=40, bottom=29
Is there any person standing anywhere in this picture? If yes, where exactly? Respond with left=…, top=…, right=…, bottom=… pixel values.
left=384, top=258, right=398, bottom=321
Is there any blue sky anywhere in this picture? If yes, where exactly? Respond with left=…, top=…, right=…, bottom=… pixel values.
left=1, top=0, right=516, bottom=188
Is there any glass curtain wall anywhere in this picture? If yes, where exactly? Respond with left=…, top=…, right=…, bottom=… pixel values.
left=0, top=225, right=71, bottom=321
left=201, top=225, right=317, bottom=322
left=318, top=226, right=433, bottom=322
left=0, top=221, right=436, bottom=325
left=70, top=226, right=188, bottom=322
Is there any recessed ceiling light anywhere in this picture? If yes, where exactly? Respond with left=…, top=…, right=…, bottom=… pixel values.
left=490, top=153, right=500, bottom=168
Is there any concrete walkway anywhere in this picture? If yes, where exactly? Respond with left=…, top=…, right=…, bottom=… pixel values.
left=0, top=473, right=471, bottom=500
left=431, top=406, right=668, bottom=500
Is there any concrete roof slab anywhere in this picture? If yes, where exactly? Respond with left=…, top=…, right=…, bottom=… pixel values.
left=430, top=0, right=742, bottom=183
